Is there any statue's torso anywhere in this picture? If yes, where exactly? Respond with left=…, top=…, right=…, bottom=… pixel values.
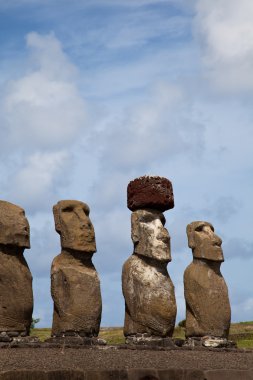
left=0, top=251, right=33, bottom=332
left=122, top=254, right=176, bottom=337
left=184, top=261, right=231, bottom=338
left=51, top=252, right=101, bottom=335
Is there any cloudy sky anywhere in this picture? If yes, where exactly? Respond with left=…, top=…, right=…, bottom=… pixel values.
left=0, top=0, right=252, bottom=327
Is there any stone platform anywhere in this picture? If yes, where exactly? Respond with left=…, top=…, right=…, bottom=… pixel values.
left=0, top=344, right=252, bottom=379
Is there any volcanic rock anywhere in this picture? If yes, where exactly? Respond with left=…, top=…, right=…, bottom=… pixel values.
left=0, top=201, right=33, bottom=335
left=131, top=209, right=171, bottom=262
left=50, top=200, right=102, bottom=338
left=122, top=254, right=176, bottom=337
left=123, top=177, right=176, bottom=341
left=184, top=221, right=231, bottom=339
left=127, top=176, right=174, bottom=212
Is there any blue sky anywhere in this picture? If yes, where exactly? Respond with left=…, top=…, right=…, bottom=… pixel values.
left=0, top=0, right=253, bottom=327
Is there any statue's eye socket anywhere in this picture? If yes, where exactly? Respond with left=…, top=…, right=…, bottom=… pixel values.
left=62, top=207, right=73, bottom=212
left=146, top=217, right=157, bottom=224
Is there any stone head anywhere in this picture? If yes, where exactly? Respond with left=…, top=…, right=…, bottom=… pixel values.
left=53, top=200, right=96, bottom=253
left=131, top=209, right=171, bottom=262
left=186, top=221, right=224, bottom=261
left=0, top=200, right=30, bottom=249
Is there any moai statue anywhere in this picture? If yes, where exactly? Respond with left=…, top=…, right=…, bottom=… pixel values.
left=184, top=221, right=232, bottom=348
left=49, top=200, right=104, bottom=344
left=0, top=200, right=34, bottom=342
left=122, top=176, right=177, bottom=346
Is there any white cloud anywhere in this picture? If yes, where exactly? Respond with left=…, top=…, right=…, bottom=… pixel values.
left=7, top=151, right=70, bottom=210
left=1, top=32, right=87, bottom=151
left=200, top=196, right=240, bottom=224
left=26, top=32, right=77, bottom=81
left=105, top=14, right=188, bottom=49
left=194, top=0, right=253, bottom=92
left=94, top=83, right=205, bottom=173
left=0, top=32, right=91, bottom=212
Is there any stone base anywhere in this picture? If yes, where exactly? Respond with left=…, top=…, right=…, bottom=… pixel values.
left=125, top=334, right=175, bottom=348
left=172, top=338, right=185, bottom=347
left=45, top=335, right=106, bottom=346
left=0, top=332, right=39, bottom=343
left=184, top=336, right=236, bottom=348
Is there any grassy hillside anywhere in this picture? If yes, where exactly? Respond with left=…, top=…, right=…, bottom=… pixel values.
left=229, top=321, right=253, bottom=348
left=31, top=322, right=253, bottom=348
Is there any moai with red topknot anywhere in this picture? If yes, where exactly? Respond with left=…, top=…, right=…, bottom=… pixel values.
left=184, top=221, right=233, bottom=348
left=122, top=176, right=177, bottom=346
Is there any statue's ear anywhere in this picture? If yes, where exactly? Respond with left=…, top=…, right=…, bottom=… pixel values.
left=131, top=212, right=139, bottom=244
left=53, top=204, right=61, bottom=234
left=186, top=223, right=195, bottom=249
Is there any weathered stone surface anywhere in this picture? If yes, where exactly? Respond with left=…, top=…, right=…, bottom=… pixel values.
left=183, top=336, right=236, bottom=348
left=45, top=335, right=106, bottom=346
left=122, top=254, right=176, bottom=337
left=186, top=221, right=224, bottom=261
left=184, top=221, right=231, bottom=339
left=1, top=369, right=253, bottom=380
left=12, top=336, right=39, bottom=344
left=6, top=331, right=19, bottom=337
left=123, top=178, right=176, bottom=341
left=0, top=201, right=30, bottom=248
left=0, top=370, right=85, bottom=380
left=51, top=200, right=102, bottom=337
left=131, top=209, right=171, bottom=262
left=204, top=370, right=253, bottom=380
left=53, top=200, right=96, bottom=253
left=51, top=252, right=102, bottom=337
left=201, top=337, right=235, bottom=348
left=125, top=334, right=175, bottom=348
left=0, top=201, right=33, bottom=335
left=127, top=176, right=174, bottom=212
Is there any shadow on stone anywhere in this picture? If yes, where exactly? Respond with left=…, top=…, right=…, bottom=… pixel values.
left=0, top=369, right=253, bottom=380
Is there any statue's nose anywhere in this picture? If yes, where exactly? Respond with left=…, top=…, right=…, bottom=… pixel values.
left=213, top=234, right=222, bottom=246
left=157, top=228, right=170, bottom=242
left=76, top=209, right=85, bottom=220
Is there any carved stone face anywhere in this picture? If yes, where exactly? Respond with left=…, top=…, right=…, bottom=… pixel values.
left=186, top=221, right=224, bottom=261
left=131, top=209, right=171, bottom=262
left=0, top=201, right=30, bottom=248
left=53, top=200, right=96, bottom=253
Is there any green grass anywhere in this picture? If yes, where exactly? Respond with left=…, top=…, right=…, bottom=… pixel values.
left=238, top=321, right=253, bottom=325
left=229, top=322, right=253, bottom=334
left=173, top=326, right=185, bottom=339
left=237, top=340, right=253, bottom=349
left=31, top=322, right=253, bottom=348
left=30, top=327, right=126, bottom=344
left=99, top=327, right=125, bottom=344
left=30, top=328, right=51, bottom=342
